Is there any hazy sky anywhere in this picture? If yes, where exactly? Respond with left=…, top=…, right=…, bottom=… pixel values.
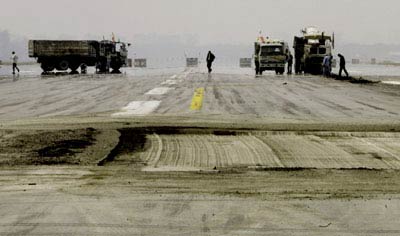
left=1, top=0, right=399, bottom=45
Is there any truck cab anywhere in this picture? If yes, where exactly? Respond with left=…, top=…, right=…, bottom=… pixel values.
left=98, top=40, right=130, bottom=72
left=255, top=39, right=289, bottom=75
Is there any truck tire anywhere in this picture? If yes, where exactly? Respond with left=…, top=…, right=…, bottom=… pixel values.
left=110, top=60, right=122, bottom=71
left=275, top=69, right=284, bottom=75
left=111, top=64, right=121, bottom=71
left=41, top=62, right=55, bottom=72
left=57, top=60, right=69, bottom=71
left=69, top=62, right=80, bottom=72
left=97, top=58, right=109, bottom=73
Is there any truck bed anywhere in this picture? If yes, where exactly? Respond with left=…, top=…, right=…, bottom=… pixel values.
left=29, top=40, right=98, bottom=58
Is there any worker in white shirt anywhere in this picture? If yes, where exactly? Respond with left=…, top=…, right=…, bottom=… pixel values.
left=11, top=51, right=20, bottom=74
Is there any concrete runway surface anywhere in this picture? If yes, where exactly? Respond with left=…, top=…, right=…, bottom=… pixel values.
left=0, top=66, right=400, bottom=235
left=0, top=67, right=399, bottom=121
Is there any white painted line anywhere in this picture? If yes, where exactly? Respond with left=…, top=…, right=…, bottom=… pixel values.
left=161, top=80, right=178, bottom=85
left=382, top=81, right=400, bottom=85
left=112, top=101, right=161, bottom=116
left=145, top=87, right=173, bottom=95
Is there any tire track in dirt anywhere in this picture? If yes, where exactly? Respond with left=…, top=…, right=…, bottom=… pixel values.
left=355, top=100, right=399, bottom=116
left=258, top=134, right=360, bottom=168
left=138, top=131, right=400, bottom=171
left=261, top=83, right=315, bottom=117
left=151, top=134, right=163, bottom=168
left=330, top=136, right=400, bottom=169
left=231, top=89, right=257, bottom=115
left=142, top=134, right=284, bottom=170
left=248, top=134, right=284, bottom=167
left=210, top=84, right=241, bottom=114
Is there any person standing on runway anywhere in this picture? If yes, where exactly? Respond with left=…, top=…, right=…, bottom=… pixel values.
left=206, top=51, right=215, bottom=73
left=287, top=53, right=293, bottom=75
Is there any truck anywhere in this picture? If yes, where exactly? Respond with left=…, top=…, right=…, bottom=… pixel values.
left=254, top=38, right=290, bottom=75
left=293, top=27, right=334, bottom=75
left=28, top=40, right=130, bottom=73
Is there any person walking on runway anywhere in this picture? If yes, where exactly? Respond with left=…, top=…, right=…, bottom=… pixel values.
left=338, top=53, right=349, bottom=78
left=11, top=51, right=20, bottom=74
left=206, top=51, right=215, bottom=73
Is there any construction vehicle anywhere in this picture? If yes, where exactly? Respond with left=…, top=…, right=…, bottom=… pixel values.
left=254, top=37, right=290, bottom=75
left=28, top=40, right=130, bottom=73
left=293, top=27, right=334, bottom=74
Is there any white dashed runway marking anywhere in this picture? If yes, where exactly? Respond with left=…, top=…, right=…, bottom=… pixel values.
left=112, top=101, right=161, bottom=116
left=145, top=87, right=173, bottom=95
left=161, top=80, right=178, bottom=85
left=112, top=70, right=186, bottom=117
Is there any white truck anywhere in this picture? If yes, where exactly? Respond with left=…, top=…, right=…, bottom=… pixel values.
left=254, top=38, right=290, bottom=75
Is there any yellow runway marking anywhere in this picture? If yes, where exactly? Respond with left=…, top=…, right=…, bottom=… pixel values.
left=190, top=88, right=205, bottom=110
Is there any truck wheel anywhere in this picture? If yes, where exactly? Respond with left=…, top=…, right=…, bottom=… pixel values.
left=41, top=62, right=55, bottom=72
left=111, top=64, right=121, bottom=71
left=57, top=60, right=69, bottom=71
left=69, top=62, right=80, bottom=72
left=110, top=60, right=122, bottom=71
left=98, top=60, right=108, bottom=73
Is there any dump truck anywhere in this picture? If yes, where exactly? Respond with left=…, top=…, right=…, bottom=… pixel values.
left=28, top=40, right=129, bottom=73
left=254, top=38, right=289, bottom=75
left=293, top=27, right=334, bottom=75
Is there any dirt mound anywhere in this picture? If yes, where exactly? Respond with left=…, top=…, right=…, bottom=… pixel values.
left=0, top=128, right=99, bottom=165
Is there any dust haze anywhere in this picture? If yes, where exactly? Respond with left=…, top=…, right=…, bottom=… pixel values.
left=1, top=0, right=400, bottom=61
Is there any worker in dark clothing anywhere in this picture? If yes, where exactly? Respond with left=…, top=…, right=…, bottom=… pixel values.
left=254, top=54, right=260, bottom=75
left=338, top=53, right=349, bottom=78
left=287, top=54, right=293, bottom=75
left=206, top=51, right=215, bottom=73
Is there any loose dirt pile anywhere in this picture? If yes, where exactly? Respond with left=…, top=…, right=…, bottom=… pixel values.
left=0, top=128, right=118, bottom=165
